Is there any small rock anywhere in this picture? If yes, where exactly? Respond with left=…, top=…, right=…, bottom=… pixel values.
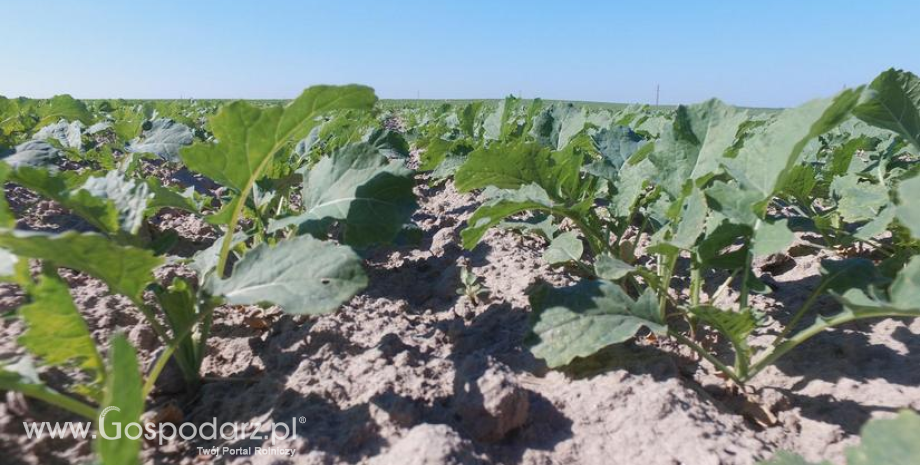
left=128, top=324, right=159, bottom=352
left=455, top=356, right=530, bottom=442
left=429, top=228, right=457, bottom=257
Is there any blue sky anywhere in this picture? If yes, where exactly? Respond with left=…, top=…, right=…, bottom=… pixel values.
left=2, top=1, right=918, bottom=107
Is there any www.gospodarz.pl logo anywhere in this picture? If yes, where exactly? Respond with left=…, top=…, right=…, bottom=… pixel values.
left=23, top=406, right=305, bottom=451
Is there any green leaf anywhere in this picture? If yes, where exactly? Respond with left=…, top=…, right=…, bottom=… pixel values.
left=461, top=184, right=571, bottom=249
left=205, top=235, right=367, bottom=315
left=498, top=214, right=558, bottom=241
left=80, top=170, right=152, bottom=235
left=8, top=166, right=123, bottom=237
left=854, top=207, right=895, bottom=241
left=705, top=181, right=762, bottom=226
left=1, top=140, right=62, bottom=170
left=650, top=99, right=749, bottom=195
left=0, top=357, right=98, bottom=419
left=18, top=271, right=105, bottom=385
left=269, top=143, right=416, bottom=247
left=454, top=141, right=583, bottom=201
left=889, top=256, right=920, bottom=307
left=152, top=278, right=201, bottom=380
left=37, top=95, right=92, bottom=126
left=362, top=127, right=410, bottom=159
left=820, top=258, right=882, bottom=294
left=594, top=254, right=635, bottom=280
left=529, top=103, right=588, bottom=150
left=543, top=231, right=583, bottom=265
left=831, top=174, right=890, bottom=223
left=690, top=305, right=758, bottom=375
left=34, top=120, right=84, bottom=150
left=896, top=175, right=920, bottom=238
left=697, top=217, right=753, bottom=269
left=752, top=219, right=795, bottom=257
left=846, top=410, right=920, bottom=465
left=181, top=85, right=377, bottom=192
left=589, top=125, right=647, bottom=171
left=671, top=187, right=709, bottom=249
left=528, top=281, right=665, bottom=367
left=853, top=68, right=920, bottom=151
left=95, top=335, right=144, bottom=465
left=609, top=158, right=657, bottom=218
left=127, top=118, right=193, bottom=162
left=0, top=230, right=162, bottom=301
left=723, top=88, right=863, bottom=200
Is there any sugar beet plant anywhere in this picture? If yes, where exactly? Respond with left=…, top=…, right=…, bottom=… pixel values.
left=0, top=86, right=416, bottom=464
left=439, top=69, right=920, bottom=386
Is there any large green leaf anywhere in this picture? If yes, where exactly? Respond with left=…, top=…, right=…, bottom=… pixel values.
left=18, top=271, right=105, bottom=384
left=543, top=231, right=583, bottom=265
left=649, top=99, right=748, bottom=196
left=609, top=158, right=657, bottom=218
left=594, top=254, right=635, bottom=280
left=852, top=68, right=920, bottom=151
left=528, top=281, right=665, bottom=367
left=461, top=184, right=571, bottom=249
left=529, top=103, right=588, bottom=150
left=896, top=175, right=920, bottom=238
left=760, top=410, right=920, bottom=465
left=830, top=174, right=890, bottom=223
left=752, top=219, right=795, bottom=257
left=34, top=120, right=84, bottom=150
left=1, top=140, right=62, bottom=170
left=127, top=118, right=193, bottom=162
left=846, top=410, right=920, bottom=465
left=95, top=335, right=144, bottom=465
left=79, top=170, right=152, bottom=236
left=9, top=166, right=122, bottom=236
left=269, top=143, right=416, bottom=247
left=0, top=230, right=162, bottom=301
left=454, top=141, right=583, bottom=201
left=723, top=88, right=863, bottom=200
left=37, top=95, right=93, bottom=126
left=670, top=187, right=709, bottom=249
left=705, top=181, right=762, bottom=226
left=205, top=235, right=367, bottom=315
left=181, top=85, right=377, bottom=192
left=589, top=125, right=648, bottom=171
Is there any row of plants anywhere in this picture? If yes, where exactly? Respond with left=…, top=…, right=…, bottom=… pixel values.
left=0, top=86, right=418, bottom=463
left=412, top=68, right=920, bottom=386
left=407, top=69, right=920, bottom=463
left=0, top=68, right=917, bottom=463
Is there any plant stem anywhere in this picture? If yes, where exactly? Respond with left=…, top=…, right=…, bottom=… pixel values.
left=745, top=308, right=920, bottom=382
left=771, top=281, right=827, bottom=346
left=215, top=198, right=245, bottom=278
left=18, top=385, right=98, bottom=419
left=142, top=304, right=215, bottom=397
left=738, top=244, right=753, bottom=310
left=690, top=264, right=701, bottom=307
left=669, top=329, right=744, bottom=385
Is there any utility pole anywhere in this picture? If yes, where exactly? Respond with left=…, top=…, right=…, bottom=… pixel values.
left=655, top=84, right=660, bottom=107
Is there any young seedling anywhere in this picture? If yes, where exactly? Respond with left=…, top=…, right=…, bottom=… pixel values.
left=457, top=266, right=489, bottom=305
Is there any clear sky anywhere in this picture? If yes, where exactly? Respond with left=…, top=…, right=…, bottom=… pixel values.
left=2, top=0, right=918, bottom=107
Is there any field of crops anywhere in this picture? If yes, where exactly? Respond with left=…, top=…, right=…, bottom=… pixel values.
left=0, top=69, right=919, bottom=465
